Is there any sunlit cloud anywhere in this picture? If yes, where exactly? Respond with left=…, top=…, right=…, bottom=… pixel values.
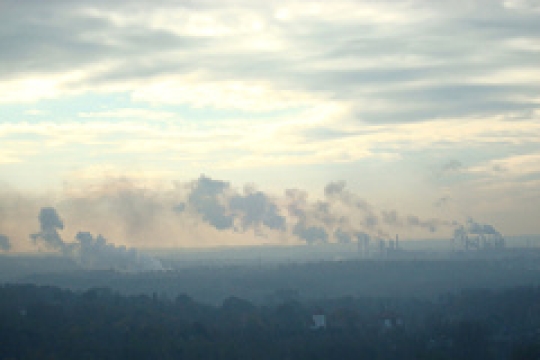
left=0, top=0, right=539, bottom=241
left=78, top=108, right=177, bottom=121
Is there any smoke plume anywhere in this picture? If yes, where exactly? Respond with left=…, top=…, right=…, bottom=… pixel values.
left=31, top=207, right=164, bottom=272
left=453, top=218, right=505, bottom=250
left=75, top=232, right=164, bottom=271
left=30, top=207, right=71, bottom=254
left=178, top=176, right=432, bottom=245
left=178, top=175, right=286, bottom=233
left=2, top=175, right=465, bottom=250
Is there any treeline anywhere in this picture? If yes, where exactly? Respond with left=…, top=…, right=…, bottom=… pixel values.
left=1, top=284, right=540, bottom=359
left=18, top=258, right=540, bottom=305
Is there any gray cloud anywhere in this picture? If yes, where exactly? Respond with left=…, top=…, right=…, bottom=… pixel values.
left=0, top=0, right=538, bottom=127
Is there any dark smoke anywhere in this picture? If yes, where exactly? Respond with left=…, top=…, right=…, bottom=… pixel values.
left=31, top=207, right=164, bottom=272
left=229, top=191, right=286, bottom=231
left=0, top=234, right=10, bottom=251
left=293, top=222, right=328, bottom=244
left=185, top=176, right=234, bottom=229
left=285, top=188, right=308, bottom=219
left=286, top=189, right=336, bottom=243
left=324, top=181, right=346, bottom=196
left=162, top=176, right=457, bottom=245
left=284, top=180, right=453, bottom=244
left=30, top=207, right=71, bottom=254
left=180, top=175, right=286, bottom=233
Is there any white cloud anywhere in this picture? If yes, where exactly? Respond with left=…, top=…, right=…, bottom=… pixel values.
left=24, top=109, right=48, bottom=116
left=469, top=153, right=540, bottom=178
left=0, top=77, right=64, bottom=104
left=78, top=108, right=176, bottom=121
left=503, top=0, right=540, bottom=12
left=0, top=0, right=537, bottom=114
left=1, top=0, right=539, bottom=238
left=1, top=110, right=539, bottom=171
left=130, top=76, right=319, bottom=111
left=0, top=151, right=23, bottom=164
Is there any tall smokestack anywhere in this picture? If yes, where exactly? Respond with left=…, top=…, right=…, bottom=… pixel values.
left=395, top=234, right=399, bottom=250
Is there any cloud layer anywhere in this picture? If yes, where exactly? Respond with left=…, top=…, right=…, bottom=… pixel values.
left=0, top=0, right=539, bottom=239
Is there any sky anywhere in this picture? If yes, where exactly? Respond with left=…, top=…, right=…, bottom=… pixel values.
left=1, top=0, right=539, bottom=252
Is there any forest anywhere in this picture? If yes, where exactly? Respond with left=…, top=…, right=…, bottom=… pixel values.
left=1, top=283, right=540, bottom=359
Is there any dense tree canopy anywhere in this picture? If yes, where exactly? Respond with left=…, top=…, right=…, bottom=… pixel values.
left=0, top=284, right=539, bottom=359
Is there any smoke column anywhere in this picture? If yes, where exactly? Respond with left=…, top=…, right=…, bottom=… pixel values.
left=453, top=218, right=505, bottom=250
left=75, top=232, right=164, bottom=272
left=30, top=207, right=71, bottom=254
left=31, top=207, right=164, bottom=272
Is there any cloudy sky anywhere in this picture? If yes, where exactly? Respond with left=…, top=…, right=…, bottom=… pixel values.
left=1, top=0, right=539, bottom=251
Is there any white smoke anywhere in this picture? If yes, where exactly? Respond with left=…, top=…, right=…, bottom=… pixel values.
left=75, top=232, right=164, bottom=272
left=453, top=218, right=505, bottom=250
